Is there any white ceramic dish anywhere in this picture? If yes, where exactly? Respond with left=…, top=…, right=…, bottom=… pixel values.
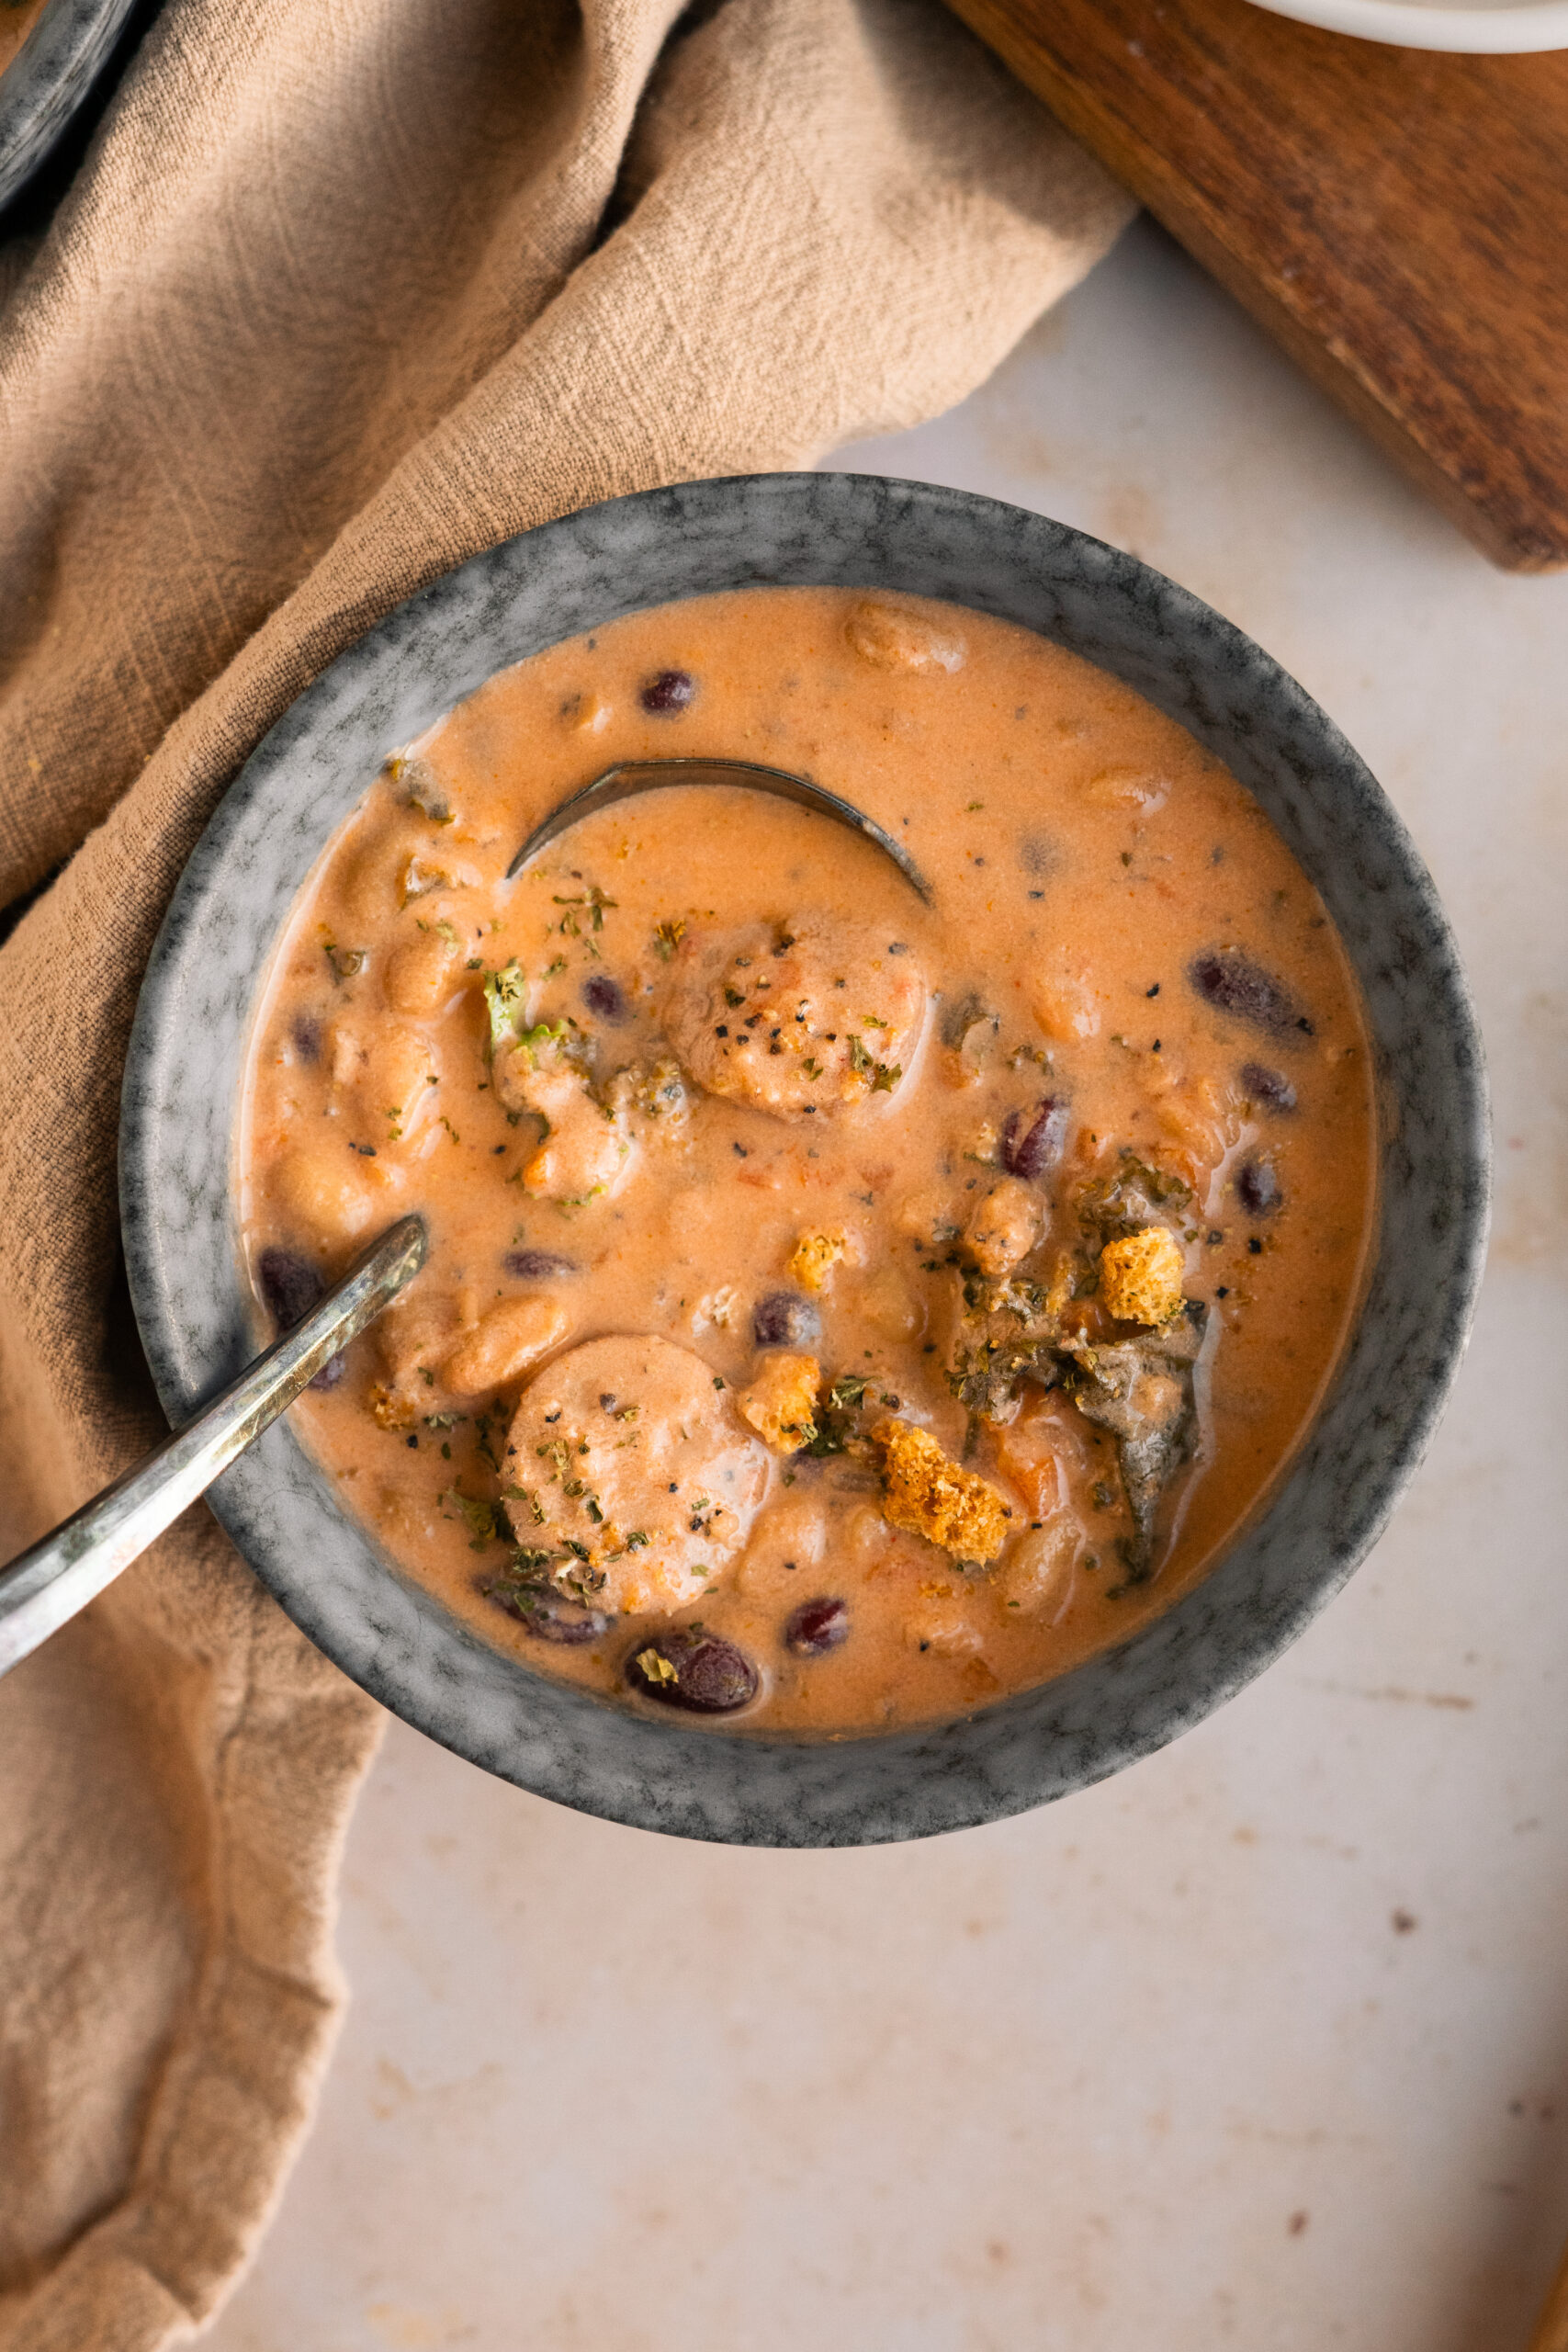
left=1246, top=0, right=1568, bottom=51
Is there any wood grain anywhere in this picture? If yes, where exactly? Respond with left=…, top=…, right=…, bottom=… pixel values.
left=946, top=0, right=1568, bottom=571
left=1530, top=2239, right=1568, bottom=2352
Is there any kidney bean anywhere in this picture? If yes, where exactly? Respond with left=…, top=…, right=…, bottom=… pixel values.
left=1239, top=1061, right=1297, bottom=1114
left=290, top=1012, right=322, bottom=1063
left=1001, top=1096, right=1068, bottom=1181
left=784, top=1596, right=850, bottom=1656
left=581, top=973, right=628, bottom=1023
left=1189, top=948, right=1313, bottom=1038
left=752, top=1291, right=820, bottom=1348
left=640, top=669, right=696, bottom=715
left=626, top=1628, right=759, bottom=1713
left=502, top=1248, right=580, bottom=1279
left=257, top=1246, right=323, bottom=1328
left=255, top=1246, right=344, bottom=1387
left=1236, top=1156, right=1282, bottom=1216
left=498, top=1587, right=610, bottom=1645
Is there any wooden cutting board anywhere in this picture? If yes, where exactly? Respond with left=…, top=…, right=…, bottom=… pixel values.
left=944, top=0, right=1568, bottom=572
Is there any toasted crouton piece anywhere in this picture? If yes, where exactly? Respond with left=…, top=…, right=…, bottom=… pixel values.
left=1100, top=1227, right=1185, bottom=1325
left=737, top=1352, right=821, bottom=1454
left=368, top=1382, right=417, bottom=1431
left=870, top=1418, right=1010, bottom=1562
left=788, top=1229, right=848, bottom=1293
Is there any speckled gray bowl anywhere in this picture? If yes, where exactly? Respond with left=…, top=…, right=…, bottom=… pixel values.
left=120, top=473, right=1489, bottom=1847
left=0, top=0, right=137, bottom=214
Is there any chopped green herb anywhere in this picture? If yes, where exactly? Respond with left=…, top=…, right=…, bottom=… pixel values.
left=552, top=884, right=616, bottom=933
left=439, top=1485, right=507, bottom=1549
left=482, top=960, right=529, bottom=1054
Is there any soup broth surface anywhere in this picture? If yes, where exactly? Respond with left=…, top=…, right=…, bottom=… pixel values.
left=240, top=586, right=1377, bottom=1732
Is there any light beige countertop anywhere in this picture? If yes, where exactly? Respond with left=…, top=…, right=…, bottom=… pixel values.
left=199, top=217, right=1568, bottom=2352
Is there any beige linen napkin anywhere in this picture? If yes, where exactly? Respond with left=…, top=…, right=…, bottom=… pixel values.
left=0, top=3, right=1130, bottom=2340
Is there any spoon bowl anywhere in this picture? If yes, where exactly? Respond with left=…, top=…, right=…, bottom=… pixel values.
left=506, top=756, right=931, bottom=900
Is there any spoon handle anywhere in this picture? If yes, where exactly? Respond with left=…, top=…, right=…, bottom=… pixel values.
left=0, top=1215, right=426, bottom=1679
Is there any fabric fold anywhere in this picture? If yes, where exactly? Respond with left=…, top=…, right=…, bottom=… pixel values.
left=0, top=2, right=1131, bottom=2339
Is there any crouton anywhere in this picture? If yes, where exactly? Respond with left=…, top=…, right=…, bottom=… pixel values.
left=1100, top=1226, right=1185, bottom=1325
left=368, top=1382, right=417, bottom=1431
left=870, top=1418, right=1010, bottom=1563
left=788, top=1229, right=848, bottom=1294
left=737, top=1352, right=821, bottom=1454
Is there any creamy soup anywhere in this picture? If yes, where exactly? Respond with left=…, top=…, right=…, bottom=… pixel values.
left=238, top=587, right=1377, bottom=1733
left=0, top=0, right=50, bottom=79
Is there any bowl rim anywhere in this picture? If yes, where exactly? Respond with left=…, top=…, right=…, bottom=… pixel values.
left=119, top=471, right=1491, bottom=1846
left=1242, top=0, right=1568, bottom=50
left=0, top=0, right=139, bottom=217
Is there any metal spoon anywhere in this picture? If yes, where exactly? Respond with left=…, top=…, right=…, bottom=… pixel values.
left=0, top=1215, right=426, bottom=1679
left=507, top=757, right=931, bottom=899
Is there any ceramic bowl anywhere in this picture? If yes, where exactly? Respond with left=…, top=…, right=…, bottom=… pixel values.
left=1242, top=0, right=1568, bottom=51
left=0, top=0, right=138, bottom=216
left=120, top=472, right=1489, bottom=1847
